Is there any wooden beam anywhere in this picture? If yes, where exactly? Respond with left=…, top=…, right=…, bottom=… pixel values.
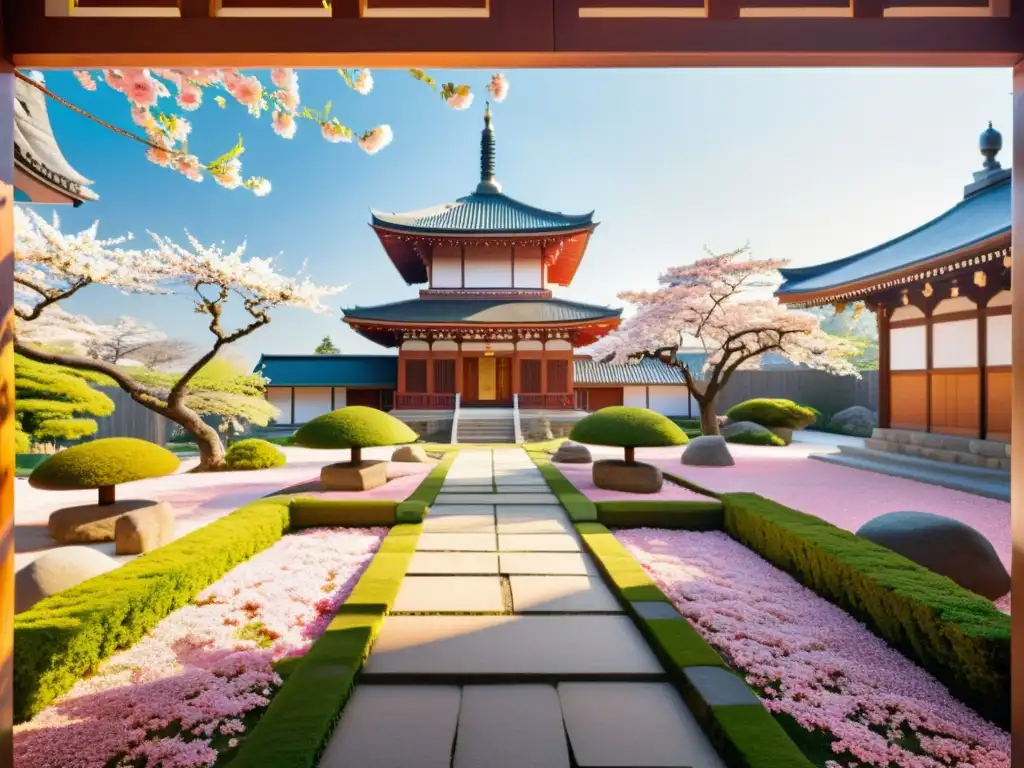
left=876, top=303, right=891, bottom=429
left=0, top=65, right=13, bottom=768
left=1011, top=58, right=1024, bottom=768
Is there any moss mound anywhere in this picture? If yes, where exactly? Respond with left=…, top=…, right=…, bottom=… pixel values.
left=570, top=406, right=689, bottom=447
left=725, top=429, right=786, bottom=447
left=225, top=439, right=286, bottom=471
left=726, top=398, right=817, bottom=429
left=29, top=438, right=180, bottom=490
left=292, top=406, right=418, bottom=449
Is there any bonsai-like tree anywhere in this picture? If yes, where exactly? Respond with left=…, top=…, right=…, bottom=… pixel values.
left=13, top=208, right=339, bottom=471
left=292, top=406, right=417, bottom=465
left=84, top=316, right=164, bottom=364
left=588, top=246, right=858, bottom=437
left=570, top=407, right=690, bottom=466
left=315, top=336, right=340, bottom=355
left=29, top=437, right=180, bottom=506
left=15, top=354, right=115, bottom=444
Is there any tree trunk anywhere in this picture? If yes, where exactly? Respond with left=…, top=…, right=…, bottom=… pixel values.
left=350, top=446, right=362, bottom=465
left=698, top=401, right=721, bottom=437
left=98, top=485, right=115, bottom=506
left=165, top=405, right=226, bottom=471
left=624, top=446, right=635, bottom=465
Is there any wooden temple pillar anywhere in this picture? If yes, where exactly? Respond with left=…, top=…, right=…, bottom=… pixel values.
left=875, top=304, right=891, bottom=429
left=1011, top=60, right=1024, bottom=768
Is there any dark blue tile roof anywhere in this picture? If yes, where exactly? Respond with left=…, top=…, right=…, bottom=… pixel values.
left=255, top=355, right=397, bottom=387
left=777, top=176, right=1010, bottom=297
left=371, top=192, right=595, bottom=235
left=344, top=298, right=620, bottom=324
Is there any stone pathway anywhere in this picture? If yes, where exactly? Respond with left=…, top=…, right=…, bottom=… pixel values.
left=320, top=449, right=726, bottom=768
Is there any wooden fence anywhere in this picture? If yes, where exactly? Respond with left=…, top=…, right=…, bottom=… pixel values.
left=93, top=387, right=174, bottom=444
left=715, top=370, right=879, bottom=416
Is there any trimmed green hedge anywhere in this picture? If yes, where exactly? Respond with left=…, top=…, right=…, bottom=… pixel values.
left=225, top=438, right=287, bottom=470
left=528, top=452, right=598, bottom=522
left=289, top=499, right=398, bottom=527
left=232, top=524, right=423, bottom=768
left=570, top=406, right=690, bottom=449
left=724, top=429, right=786, bottom=447
left=722, top=493, right=1010, bottom=727
left=594, top=501, right=723, bottom=529
left=13, top=496, right=292, bottom=723
left=400, top=451, right=457, bottom=522
left=29, top=437, right=180, bottom=491
left=725, top=399, right=817, bottom=429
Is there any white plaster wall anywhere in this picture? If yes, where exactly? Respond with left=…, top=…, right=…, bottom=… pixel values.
left=648, top=386, right=695, bottom=417
left=432, top=340, right=458, bottom=352
left=932, top=295, right=976, bottom=316
left=401, top=340, right=430, bottom=351
left=890, top=305, right=925, bottom=322
left=517, top=340, right=543, bottom=351
left=545, top=339, right=572, bottom=351
left=513, top=248, right=543, bottom=289
left=932, top=319, right=978, bottom=368
left=623, top=386, right=647, bottom=408
left=987, top=314, right=1012, bottom=366
left=889, top=326, right=927, bottom=370
left=462, top=342, right=514, bottom=352
left=989, top=290, right=1012, bottom=308
left=431, top=247, right=462, bottom=288
left=333, top=387, right=347, bottom=409
left=293, top=387, right=332, bottom=423
left=464, top=245, right=512, bottom=288
left=266, top=387, right=293, bottom=423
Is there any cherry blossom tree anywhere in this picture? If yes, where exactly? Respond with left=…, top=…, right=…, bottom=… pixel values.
left=588, top=246, right=859, bottom=436
left=13, top=207, right=343, bottom=470
left=83, top=316, right=164, bottom=364
left=58, top=67, right=510, bottom=195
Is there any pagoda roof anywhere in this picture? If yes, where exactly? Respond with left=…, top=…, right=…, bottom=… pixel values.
left=256, top=354, right=398, bottom=388
left=777, top=129, right=1011, bottom=305
left=371, top=193, right=595, bottom=236
left=344, top=297, right=620, bottom=325
left=14, top=75, right=98, bottom=206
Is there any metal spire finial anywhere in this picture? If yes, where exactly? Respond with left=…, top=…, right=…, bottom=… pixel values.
left=476, top=101, right=501, bottom=194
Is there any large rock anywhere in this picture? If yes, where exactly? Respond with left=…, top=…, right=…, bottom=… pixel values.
left=554, top=441, right=592, bottom=464
left=592, top=460, right=663, bottom=494
left=857, top=511, right=1010, bottom=599
left=827, top=406, right=877, bottom=438
left=681, top=436, right=734, bottom=467
left=16, top=547, right=118, bottom=613
left=48, top=499, right=155, bottom=544
left=721, top=421, right=780, bottom=446
left=321, top=460, right=389, bottom=491
left=115, top=501, right=175, bottom=555
left=392, top=445, right=428, bottom=463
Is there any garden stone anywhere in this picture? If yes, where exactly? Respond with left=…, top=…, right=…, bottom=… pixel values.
left=721, top=421, right=780, bottom=445
left=392, top=445, right=428, bottom=463
left=857, top=511, right=1010, bottom=599
left=16, top=546, right=118, bottom=613
left=114, top=501, right=175, bottom=555
left=592, top=459, right=663, bottom=494
left=769, top=426, right=793, bottom=445
left=321, top=460, right=388, bottom=491
left=680, top=436, right=734, bottom=467
left=683, top=667, right=761, bottom=708
left=827, top=405, right=877, bottom=437
left=553, top=441, right=592, bottom=464
left=48, top=499, right=156, bottom=543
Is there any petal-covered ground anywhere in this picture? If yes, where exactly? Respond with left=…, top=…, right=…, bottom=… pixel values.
left=14, top=526, right=386, bottom=768
left=554, top=462, right=714, bottom=502
left=616, top=528, right=1010, bottom=768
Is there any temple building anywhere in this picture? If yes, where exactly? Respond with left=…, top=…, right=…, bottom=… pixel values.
left=259, top=105, right=696, bottom=439
left=776, top=123, right=1011, bottom=455
left=14, top=75, right=98, bottom=206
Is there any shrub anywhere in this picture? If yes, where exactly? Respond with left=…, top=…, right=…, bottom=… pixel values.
left=725, top=429, right=786, bottom=447
left=594, top=501, right=723, bottom=529
left=722, top=493, right=1010, bottom=727
left=225, top=438, right=287, bottom=470
left=529, top=452, right=598, bottom=522
left=29, top=437, right=180, bottom=505
left=14, top=496, right=292, bottom=723
left=14, top=428, right=30, bottom=454
left=289, top=499, right=397, bottom=527
left=570, top=406, right=689, bottom=464
left=726, top=398, right=817, bottom=429
left=15, top=355, right=115, bottom=443
left=292, top=406, right=418, bottom=463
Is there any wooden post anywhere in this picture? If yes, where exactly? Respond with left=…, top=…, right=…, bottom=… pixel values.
left=876, top=304, right=891, bottom=429
left=512, top=344, right=521, bottom=395
left=978, top=297, right=988, bottom=440
left=1011, top=60, right=1024, bottom=768
left=455, top=342, right=464, bottom=396
left=426, top=349, right=435, bottom=395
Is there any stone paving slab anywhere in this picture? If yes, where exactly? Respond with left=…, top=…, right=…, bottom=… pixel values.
left=423, top=514, right=496, bottom=534
left=319, top=685, right=461, bottom=768
left=363, top=615, right=663, bottom=677
left=511, top=576, right=622, bottom=613
left=558, top=682, right=726, bottom=767
left=429, top=504, right=496, bottom=517
left=407, top=552, right=500, bottom=575
left=417, top=533, right=497, bottom=552
left=500, top=553, right=599, bottom=576
left=444, top=478, right=495, bottom=486
left=453, top=685, right=571, bottom=768
left=394, top=576, right=504, bottom=613
left=495, top=509, right=574, bottom=535
left=438, top=493, right=560, bottom=505
left=499, top=533, right=581, bottom=552
left=439, top=486, right=495, bottom=493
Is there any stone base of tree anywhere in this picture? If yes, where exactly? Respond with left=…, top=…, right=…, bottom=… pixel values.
left=392, top=445, right=428, bottom=463
left=115, top=502, right=175, bottom=555
left=592, top=460, right=663, bottom=494
left=15, top=546, right=118, bottom=614
left=321, top=460, right=389, bottom=491
left=48, top=499, right=159, bottom=544
left=769, top=427, right=794, bottom=445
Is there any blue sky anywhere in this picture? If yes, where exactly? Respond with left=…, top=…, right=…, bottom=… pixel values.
left=27, top=67, right=1013, bottom=368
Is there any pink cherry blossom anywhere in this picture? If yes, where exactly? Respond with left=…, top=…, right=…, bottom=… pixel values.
left=447, top=90, right=474, bottom=110
left=174, top=154, right=203, bottom=182
left=358, top=125, right=393, bottom=155
left=176, top=83, right=203, bottom=111
left=211, top=158, right=242, bottom=190
left=273, top=88, right=299, bottom=114
left=270, top=67, right=297, bottom=90
left=487, top=73, right=509, bottom=102
left=145, top=147, right=175, bottom=167
left=103, top=69, right=126, bottom=92
left=72, top=71, right=97, bottom=91
left=13, top=527, right=385, bottom=768
left=121, top=70, right=160, bottom=108
left=321, top=121, right=353, bottom=144
left=250, top=178, right=271, bottom=197
left=129, top=105, right=155, bottom=130
left=352, top=69, right=374, bottom=95
left=271, top=110, right=296, bottom=139
left=616, top=529, right=1010, bottom=768
left=228, top=75, right=263, bottom=107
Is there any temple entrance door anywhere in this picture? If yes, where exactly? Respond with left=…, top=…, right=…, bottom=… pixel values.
left=478, top=356, right=497, bottom=401
left=496, top=358, right=513, bottom=403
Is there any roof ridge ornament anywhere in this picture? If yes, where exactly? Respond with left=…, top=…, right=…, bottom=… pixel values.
left=964, top=121, right=1010, bottom=199
left=476, top=100, right=502, bottom=195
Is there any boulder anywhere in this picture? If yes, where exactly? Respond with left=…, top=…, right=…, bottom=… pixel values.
left=857, top=511, right=1010, bottom=600
left=769, top=427, right=793, bottom=445
left=321, top=460, right=389, bottom=491
left=553, top=441, right=592, bottom=464
left=681, top=436, right=734, bottom=467
left=16, top=547, right=118, bottom=614
left=826, top=406, right=877, bottom=438
left=392, top=445, right=428, bottom=463
left=115, top=501, right=175, bottom=555
left=720, top=421, right=781, bottom=446
left=48, top=499, right=155, bottom=544
left=592, top=460, right=663, bottom=494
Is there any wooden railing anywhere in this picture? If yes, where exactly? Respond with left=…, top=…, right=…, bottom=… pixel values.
left=517, top=393, right=576, bottom=410
left=393, top=393, right=456, bottom=410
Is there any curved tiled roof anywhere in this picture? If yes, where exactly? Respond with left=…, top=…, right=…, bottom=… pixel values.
left=776, top=176, right=1009, bottom=299
left=371, top=192, right=595, bottom=235
left=343, top=297, right=621, bottom=325
left=573, top=358, right=686, bottom=385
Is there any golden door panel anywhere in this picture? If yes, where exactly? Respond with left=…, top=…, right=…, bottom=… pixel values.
left=890, top=372, right=927, bottom=431
left=478, top=356, right=497, bottom=401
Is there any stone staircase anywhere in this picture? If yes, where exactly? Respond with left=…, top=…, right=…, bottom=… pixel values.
left=456, top=408, right=517, bottom=444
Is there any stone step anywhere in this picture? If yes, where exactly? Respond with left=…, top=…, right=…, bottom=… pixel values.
left=812, top=447, right=1010, bottom=502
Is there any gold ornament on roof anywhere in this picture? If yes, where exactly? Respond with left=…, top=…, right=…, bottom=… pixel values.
left=950, top=282, right=960, bottom=298
left=900, top=290, right=909, bottom=306
left=922, top=282, right=933, bottom=298
left=974, top=270, right=987, bottom=288
left=834, top=302, right=846, bottom=314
